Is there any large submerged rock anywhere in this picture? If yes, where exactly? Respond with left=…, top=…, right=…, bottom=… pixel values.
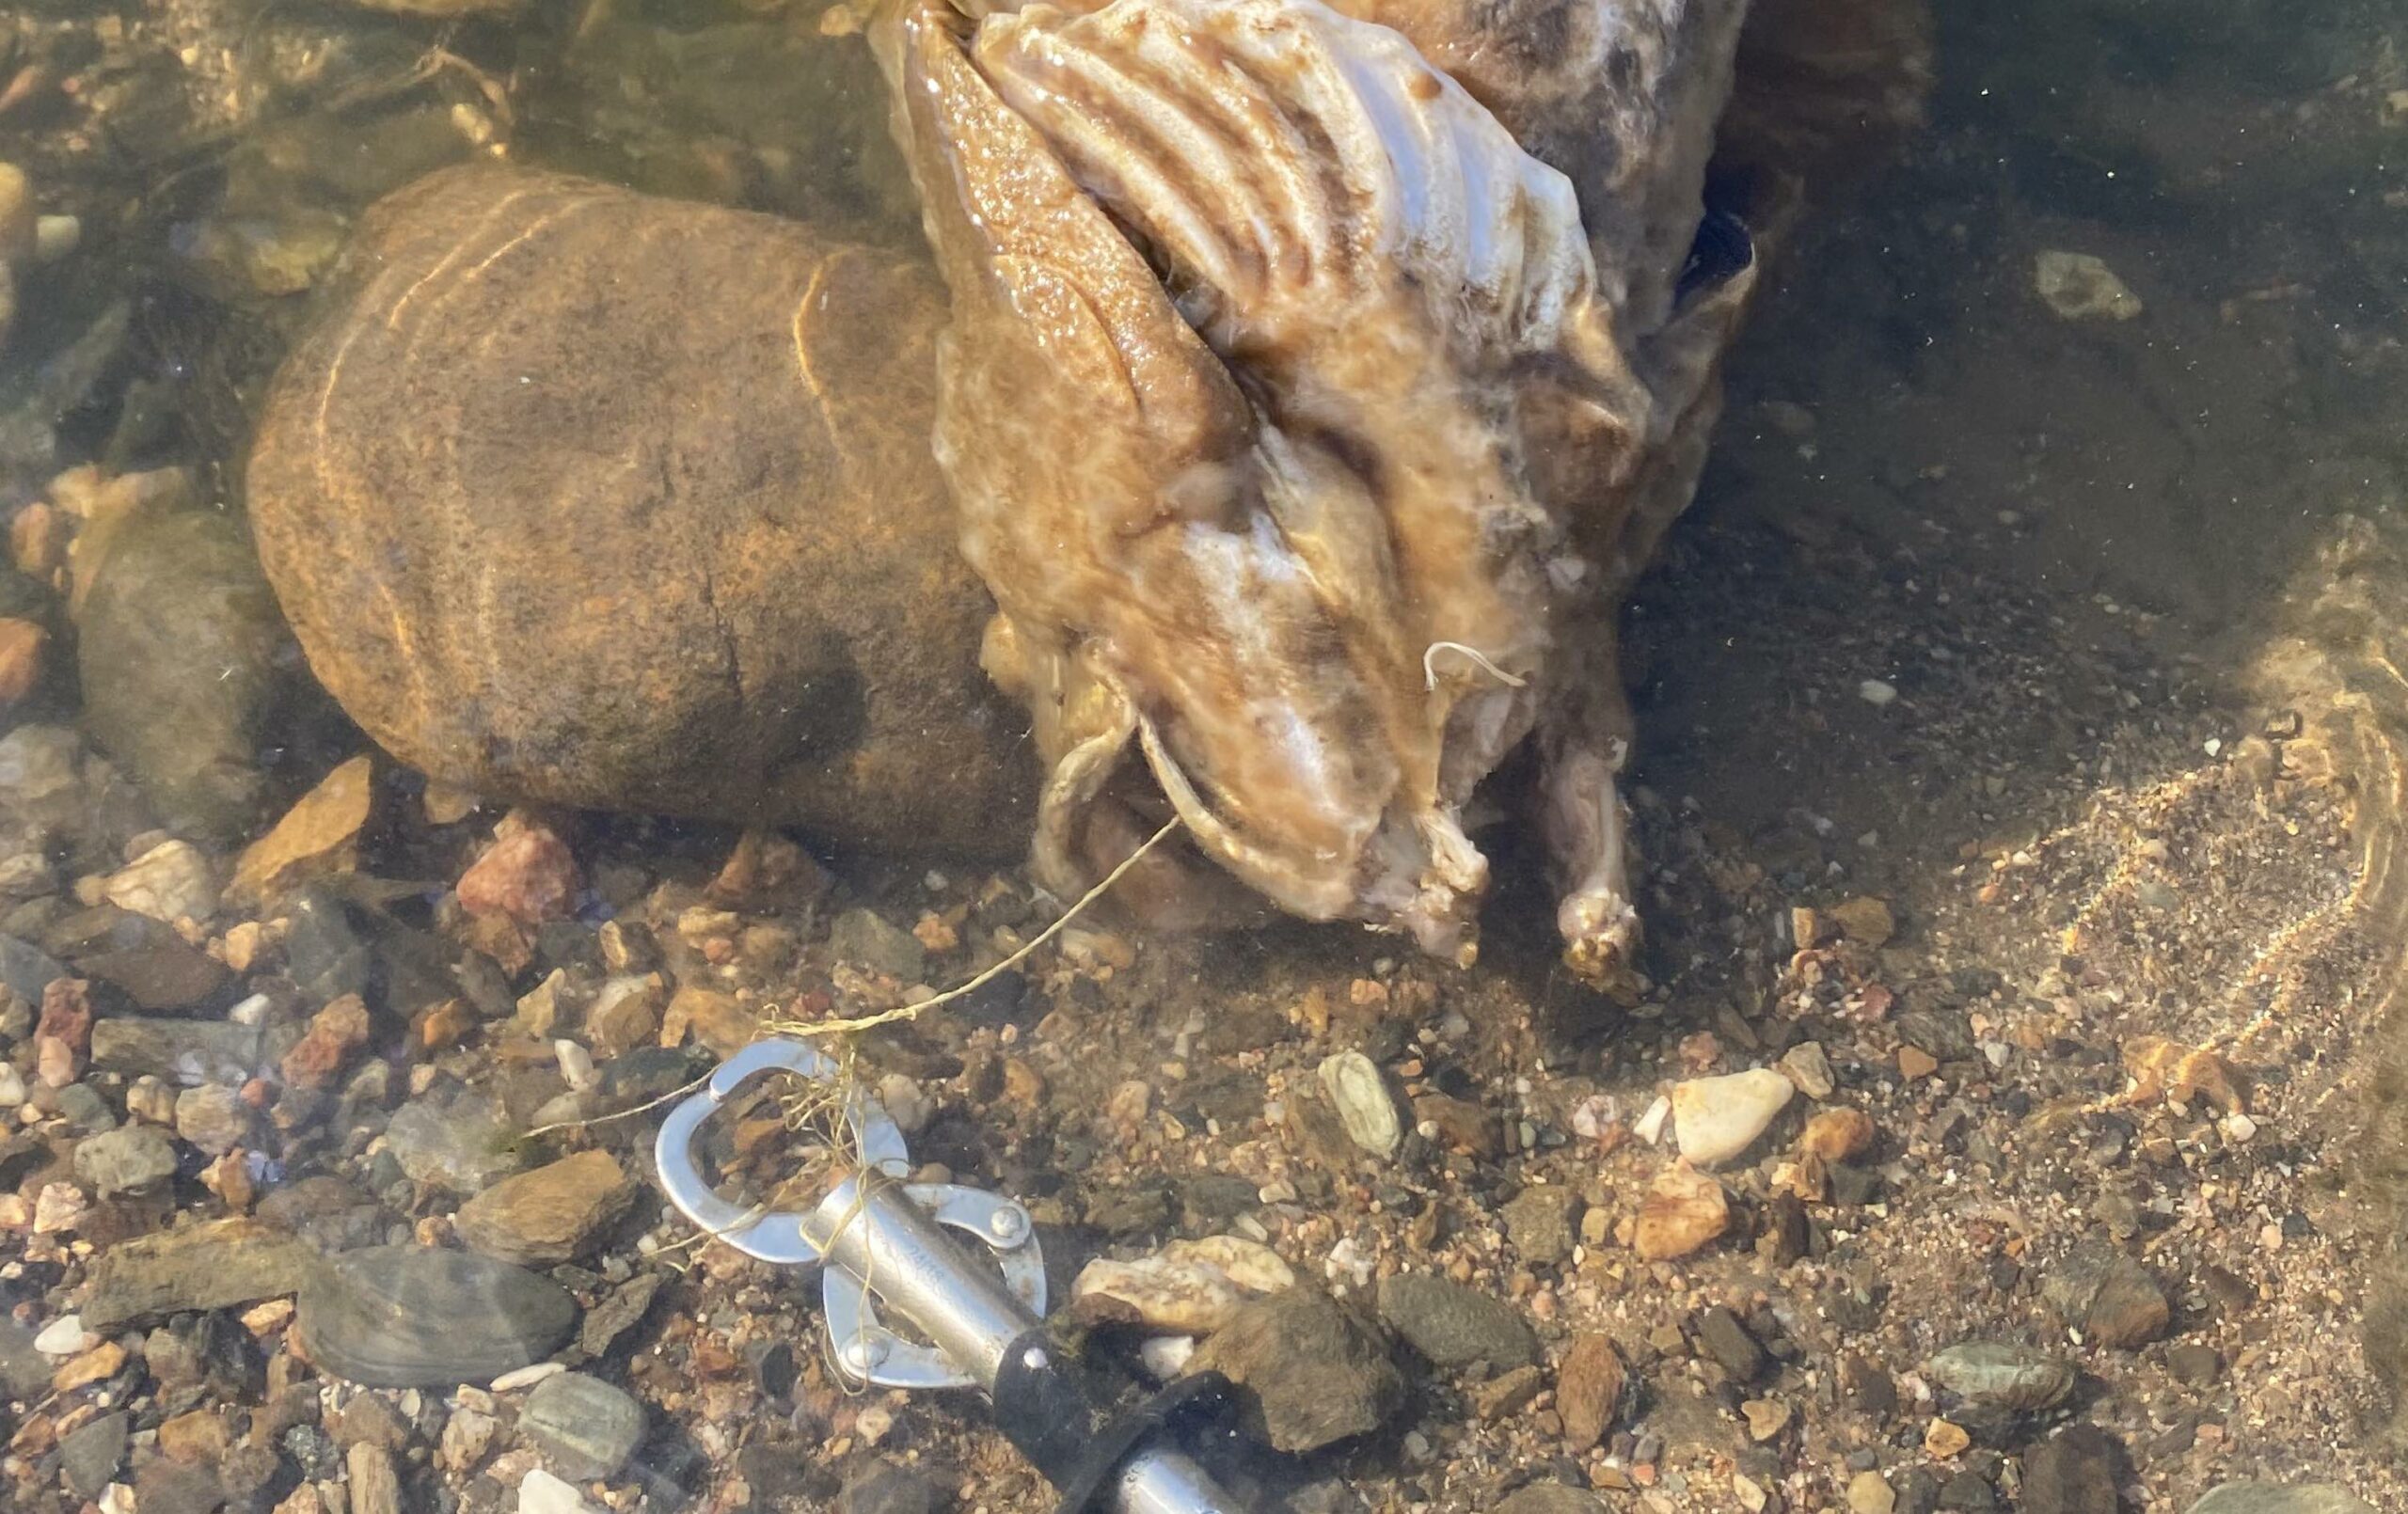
left=246, top=165, right=1034, bottom=855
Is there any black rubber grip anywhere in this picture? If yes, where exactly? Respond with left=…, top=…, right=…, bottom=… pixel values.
left=988, top=1327, right=1116, bottom=1494
left=1045, top=1372, right=1232, bottom=1514
left=986, top=1327, right=1234, bottom=1514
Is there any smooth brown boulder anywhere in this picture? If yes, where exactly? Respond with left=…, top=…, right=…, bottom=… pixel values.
left=246, top=165, right=1033, bottom=855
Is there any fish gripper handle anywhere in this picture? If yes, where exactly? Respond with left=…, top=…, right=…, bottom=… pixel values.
left=988, top=1327, right=1236, bottom=1514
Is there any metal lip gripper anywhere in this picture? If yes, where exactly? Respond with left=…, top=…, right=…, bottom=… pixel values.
left=654, top=1038, right=1252, bottom=1514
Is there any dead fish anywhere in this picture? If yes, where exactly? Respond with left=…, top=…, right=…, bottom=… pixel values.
left=879, top=0, right=1668, bottom=977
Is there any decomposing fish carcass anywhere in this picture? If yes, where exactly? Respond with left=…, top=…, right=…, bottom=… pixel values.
left=877, top=0, right=1777, bottom=986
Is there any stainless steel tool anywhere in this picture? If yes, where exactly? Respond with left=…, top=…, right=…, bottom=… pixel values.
left=654, top=1038, right=1252, bottom=1514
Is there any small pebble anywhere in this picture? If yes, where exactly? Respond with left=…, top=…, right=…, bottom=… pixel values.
left=1634, top=1162, right=1729, bottom=1260
left=1633, top=1095, right=1671, bottom=1144
left=517, top=1467, right=603, bottom=1514
left=1670, top=1069, right=1792, bottom=1167
left=492, top=1361, right=569, bottom=1392
left=1319, top=1050, right=1402, bottom=1158
left=1848, top=1470, right=1898, bottom=1514
left=2034, top=249, right=2143, bottom=321
left=1777, top=1040, right=1835, bottom=1098
left=34, top=1315, right=87, bottom=1355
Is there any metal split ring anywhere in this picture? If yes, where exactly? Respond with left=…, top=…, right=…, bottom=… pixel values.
left=652, top=1037, right=912, bottom=1267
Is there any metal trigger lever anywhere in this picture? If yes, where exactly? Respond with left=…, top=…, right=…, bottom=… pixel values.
left=655, top=1039, right=1251, bottom=1511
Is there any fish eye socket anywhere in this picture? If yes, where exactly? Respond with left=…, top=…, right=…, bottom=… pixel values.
left=1676, top=202, right=1754, bottom=303
left=1676, top=169, right=1758, bottom=303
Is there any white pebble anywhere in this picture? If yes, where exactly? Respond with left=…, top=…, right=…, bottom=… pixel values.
left=33, top=1315, right=87, bottom=1355
left=1858, top=679, right=1899, bottom=707
left=855, top=1403, right=894, bottom=1445
left=552, top=1039, right=597, bottom=1093
left=490, top=1361, right=567, bottom=1393
left=1569, top=1093, right=1617, bottom=1140
left=1138, top=1335, right=1196, bottom=1381
left=1670, top=1069, right=1795, bottom=1168
left=1318, top=1051, right=1402, bottom=1157
left=1322, top=1235, right=1375, bottom=1287
left=1633, top=1094, right=1672, bottom=1145
left=517, top=1467, right=604, bottom=1514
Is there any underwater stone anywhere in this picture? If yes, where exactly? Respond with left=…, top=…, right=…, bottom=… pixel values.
left=296, top=1245, right=578, bottom=1388
left=1670, top=1068, right=1794, bottom=1167
left=80, top=1218, right=316, bottom=1333
left=1318, top=1051, right=1402, bottom=1158
left=2042, top=1240, right=2169, bottom=1348
left=453, top=1150, right=637, bottom=1267
left=1635, top=1160, right=1731, bottom=1260
left=2034, top=250, right=2142, bottom=322
left=246, top=165, right=1032, bottom=857
left=71, top=1123, right=178, bottom=1197
left=0, top=933, right=64, bottom=1001
left=828, top=907, right=927, bottom=981
left=1190, top=1288, right=1404, bottom=1453
left=89, top=1017, right=262, bottom=1083
left=384, top=1089, right=523, bottom=1195
left=518, top=1371, right=646, bottom=1479
left=57, top=1411, right=129, bottom=1499
left=0, top=724, right=87, bottom=835
left=102, top=841, right=219, bottom=925
left=1374, top=1273, right=1537, bottom=1369
left=71, top=481, right=288, bottom=845
left=1927, top=1342, right=2075, bottom=1414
